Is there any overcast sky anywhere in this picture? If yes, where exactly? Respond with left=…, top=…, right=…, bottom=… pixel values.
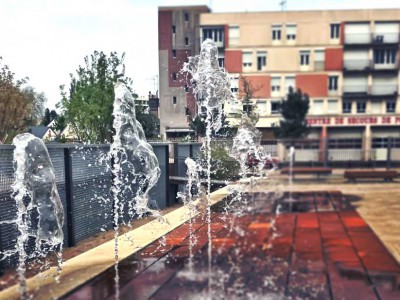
left=1, top=0, right=399, bottom=110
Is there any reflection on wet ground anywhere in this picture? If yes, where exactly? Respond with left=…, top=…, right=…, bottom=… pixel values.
left=64, top=191, right=400, bottom=300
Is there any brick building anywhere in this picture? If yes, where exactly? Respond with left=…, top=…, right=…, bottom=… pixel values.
left=158, top=6, right=400, bottom=160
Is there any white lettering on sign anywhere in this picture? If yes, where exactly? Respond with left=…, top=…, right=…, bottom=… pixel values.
left=306, top=116, right=400, bottom=126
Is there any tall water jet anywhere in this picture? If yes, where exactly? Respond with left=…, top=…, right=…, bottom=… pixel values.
left=182, top=39, right=233, bottom=291
left=11, top=133, right=64, bottom=299
left=177, top=157, right=202, bottom=271
left=110, top=82, right=161, bottom=299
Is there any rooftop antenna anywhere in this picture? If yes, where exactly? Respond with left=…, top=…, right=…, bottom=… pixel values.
left=279, top=0, right=287, bottom=11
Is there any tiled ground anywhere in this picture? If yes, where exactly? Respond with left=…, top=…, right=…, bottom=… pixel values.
left=64, top=191, right=400, bottom=300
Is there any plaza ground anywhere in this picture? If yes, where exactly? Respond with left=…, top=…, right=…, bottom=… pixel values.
left=0, top=171, right=399, bottom=299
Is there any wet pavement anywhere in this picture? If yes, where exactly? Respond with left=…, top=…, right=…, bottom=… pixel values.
left=63, top=191, right=400, bottom=300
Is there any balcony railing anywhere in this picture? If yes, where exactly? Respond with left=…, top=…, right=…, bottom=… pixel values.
left=343, top=84, right=398, bottom=96
left=345, top=32, right=400, bottom=45
left=343, top=59, right=399, bottom=71
left=372, top=33, right=399, bottom=44
left=370, top=84, right=398, bottom=96
left=342, top=85, right=368, bottom=94
left=343, top=59, right=370, bottom=70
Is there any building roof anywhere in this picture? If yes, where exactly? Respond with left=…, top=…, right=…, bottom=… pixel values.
left=28, top=126, right=50, bottom=138
left=159, top=5, right=210, bottom=12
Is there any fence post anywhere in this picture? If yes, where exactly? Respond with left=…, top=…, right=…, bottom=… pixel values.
left=164, top=145, right=171, bottom=207
left=386, top=138, right=392, bottom=169
left=173, top=143, right=178, bottom=176
left=64, top=147, right=76, bottom=247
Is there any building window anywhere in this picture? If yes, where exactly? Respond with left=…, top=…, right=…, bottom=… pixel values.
left=328, top=99, right=338, bottom=114
left=373, top=49, right=397, bottom=65
left=328, top=76, right=338, bottom=91
left=242, top=51, right=252, bottom=67
left=356, top=101, right=366, bottom=113
left=386, top=100, right=396, bottom=113
left=218, top=57, right=225, bottom=68
left=314, top=49, right=325, bottom=70
left=184, top=85, right=189, bottom=93
left=231, top=87, right=239, bottom=93
left=173, top=96, right=177, bottom=105
left=330, top=23, right=340, bottom=39
left=285, top=76, right=295, bottom=94
left=184, top=12, right=189, bottom=22
left=271, top=77, right=281, bottom=92
left=202, top=28, right=224, bottom=43
left=229, top=26, right=239, bottom=46
left=300, top=51, right=310, bottom=66
left=286, top=24, right=297, bottom=40
left=342, top=101, right=352, bottom=113
left=172, top=73, right=177, bottom=81
left=329, top=139, right=362, bottom=149
left=172, top=26, right=176, bottom=34
left=271, top=101, right=280, bottom=114
left=272, top=25, right=282, bottom=41
left=257, top=51, right=267, bottom=71
left=172, top=49, right=176, bottom=58
left=313, top=100, right=324, bottom=115
left=185, top=37, right=189, bottom=46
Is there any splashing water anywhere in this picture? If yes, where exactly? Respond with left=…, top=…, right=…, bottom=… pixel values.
left=177, top=157, right=202, bottom=271
left=11, top=133, right=64, bottom=299
left=182, top=39, right=233, bottom=292
left=230, top=115, right=265, bottom=179
left=110, top=82, right=161, bottom=299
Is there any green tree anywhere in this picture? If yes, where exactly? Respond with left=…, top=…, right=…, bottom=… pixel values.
left=59, top=51, right=133, bottom=143
left=41, top=108, right=58, bottom=126
left=273, top=87, right=310, bottom=139
left=22, top=86, right=46, bottom=126
left=0, top=57, right=45, bottom=143
left=52, top=114, right=67, bottom=133
left=189, top=108, right=234, bottom=139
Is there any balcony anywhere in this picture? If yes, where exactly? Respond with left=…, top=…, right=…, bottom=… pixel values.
left=343, top=59, right=399, bottom=73
left=370, top=84, right=398, bottom=96
left=344, top=32, right=400, bottom=46
left=343, top=59, right=370, bottom=71
left=342, top=85, right=368, bottom=97
left=342, top=84, right=398, bottom=98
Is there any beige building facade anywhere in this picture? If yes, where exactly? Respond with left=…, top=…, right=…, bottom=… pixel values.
left=159, top=7, right=400, bottom=160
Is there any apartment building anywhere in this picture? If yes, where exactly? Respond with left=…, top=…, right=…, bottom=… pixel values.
left=158, top=7, right=400, bottom=159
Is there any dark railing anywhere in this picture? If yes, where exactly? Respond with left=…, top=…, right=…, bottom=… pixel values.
left=0, top=143, right=169, bottom=272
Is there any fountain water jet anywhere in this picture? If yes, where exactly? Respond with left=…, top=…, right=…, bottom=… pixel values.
left=182, top=38, right=233, bottom=293
left=177, top=157, right=202, bottom=271
left=110, top=82, right=161, bottom=299
left=11, top=133, right=64, bottom=299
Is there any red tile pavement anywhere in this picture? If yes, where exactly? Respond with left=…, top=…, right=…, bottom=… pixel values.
left=63, top=191, right=400, bottom=300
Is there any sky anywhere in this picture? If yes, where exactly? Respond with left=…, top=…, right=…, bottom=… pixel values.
left=1, top=0, right=399, bottom=110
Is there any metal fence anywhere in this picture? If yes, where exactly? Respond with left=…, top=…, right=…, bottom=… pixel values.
left=0, top=143, right=169, bottom=272
left=276, top=138, right=400, bottom=168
